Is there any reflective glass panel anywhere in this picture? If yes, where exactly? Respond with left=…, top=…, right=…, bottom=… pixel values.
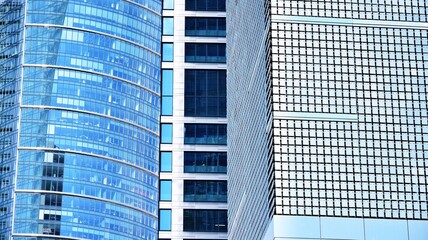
left=162, top=43, right=174, bottom=62
left=160, top=152, right=172, bottom=172
left=160, top=180, right=172, bottom=201
left=161, top=124, right=173, bottom=144
left=159, top=209, right=172, bottom=231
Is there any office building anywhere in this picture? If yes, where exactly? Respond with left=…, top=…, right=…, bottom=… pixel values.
left=227, top=1, right=428, bottom=240
left=159, top=0, right=227, bottom=239
left=0, top=0, right=162, bottom=239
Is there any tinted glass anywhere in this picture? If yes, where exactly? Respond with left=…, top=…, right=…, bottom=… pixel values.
left=185, top=17, right=226, bottom=37
left=159, top=209, right=172, bottom=231
left=160, top=152, right=172, bottom=172
left=184, top=180, right=227, bottom=202
left=161, top=124, right=173, bottom=144
left=185, top=0, right=226, bottom=11
left=183, top=210, right=227, bottom=232
left=162, top=70, right=173, bottom=115
left=162, top=43, right=174, bottom=62
left=184, top=152, right=227, bottom=173
left=163, top=17, right=174, bottom=35
left=163, top=0, right=174, bottom=9
left=185, top=43, right=226, bottom=63
left=185, top=70, right=226, bottom=117
left=184, top=124, right=226, bottom=145
left=160, top=180, right=172, bottom=201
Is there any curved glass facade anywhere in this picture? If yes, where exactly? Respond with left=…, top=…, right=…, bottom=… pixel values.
left=0, top=0, right=161, bottom=239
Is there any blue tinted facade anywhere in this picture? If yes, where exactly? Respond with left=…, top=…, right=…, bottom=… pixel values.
left=0, top=0, right=161, bottom=239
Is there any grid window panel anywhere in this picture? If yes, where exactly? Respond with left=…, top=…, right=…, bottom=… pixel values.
left=185, top=69, right=226, bottom=117
left=271, top=22, right=428, bottom=220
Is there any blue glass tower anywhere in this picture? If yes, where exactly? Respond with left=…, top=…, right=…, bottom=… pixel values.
left=0, top=0, right=161, bottom=239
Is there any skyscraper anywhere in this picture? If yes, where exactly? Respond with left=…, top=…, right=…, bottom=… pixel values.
left=227, top=1, right=428, bottom=240
left=159, top=0, right=227, bottom=239
left=0, top=0, right=162, bottom=239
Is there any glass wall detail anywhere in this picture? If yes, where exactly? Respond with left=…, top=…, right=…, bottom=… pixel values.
left=185, top=0, right=226, bottom=12
left=0, top=0, right=163, bottom=239
left=184, top=43, right=226, bottom=63
left=160, top=180, right=172, bottom=201
left=162, top=43, right=174, bottom=62
left=163, top=0, right=174, bottom=10
left=184, top=124, right=226, bottom=145
left=185, top=17, right=226, bottom=37
left=160, top=151, right=172, bottom=172
left=161, top=123, right=173, bottom=144
left=163, top=17, right=174, bottom=36
left=183, top=209, right=227, bottom=232
left=184, top=180, right=227, bottom=202
left=162, top=69, right=173, bottom=116
left=0, top=2, right=24, bottom=239
left=184, top=152, right=227, bottom=173
left=184, top=69, right=226, bottom=117
left=159, top=209, right=172, bottom=231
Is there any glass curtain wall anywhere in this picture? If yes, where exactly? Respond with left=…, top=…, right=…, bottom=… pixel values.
left=0, top=0, right=162, bottom=239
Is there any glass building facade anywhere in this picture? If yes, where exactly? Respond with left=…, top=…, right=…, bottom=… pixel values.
left=228, top=1, right=428, bottom=240
left=159, top=0, right=227, bottom=239
left=0, top=0, right=161, bottom=239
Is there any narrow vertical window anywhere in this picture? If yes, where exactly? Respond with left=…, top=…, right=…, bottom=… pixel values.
left=163, top=17, right=174, bottom=35
left=161, top=123, right=173, bottom=144
left=162, top=70, right=173, bottom=115
left=162, top=43, right=174, bottom=62
left=163, top=0, right=174, bottom=9
left=160, top=152, right=173, bottom=172
left=159, top=209, right=172, bottom=231
left=160, top=180, right=172, bottom=201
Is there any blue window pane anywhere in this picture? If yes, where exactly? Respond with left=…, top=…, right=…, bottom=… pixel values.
left=184, top=124, right=226, bottom=145
left=159, top=209, right=172, bottom=231
left=185, top=43, right=226, bottom=63
left=163, top=17, right=174, bottom=35
left=184, top=152, right=226, bottom=173
left=162, top=43, right=174, bottom=62
left=185, top=17, right=226, bottom=37
left=161, top=124, right=173, bottom=144
left=162, top=69, right=173, bottom=116
left=163, top=0, right=174, bottom=9
left=185, top=0, right=226, bottom=11
left=162, top=70, right=173, bottom=95
left=160, top=180, right=172, bottom=201
left=185, top=70, right=226, bottom=117
left=183, top=210, right=227, bottom=232
left=184, top=180, right=227, bottom=202
left=160, top=152, right=172, bottom=172
left=162, top=96, right=173, bottom=115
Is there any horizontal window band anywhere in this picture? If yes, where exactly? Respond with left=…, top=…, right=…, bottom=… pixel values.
left=20, top=105, right=159, bottom=137
left=22, top=64, right=160, bottom=96
left=272, top=15, right=428, bottom=30
left=14, top=189, right=157, bottom=218
left=122, top=0, right=161, bottom=16
left=12, top=234, right=88, bottom=240
left=25, top=23, right=160, bottom=56
left=18, top=147, right=158, bottom=177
